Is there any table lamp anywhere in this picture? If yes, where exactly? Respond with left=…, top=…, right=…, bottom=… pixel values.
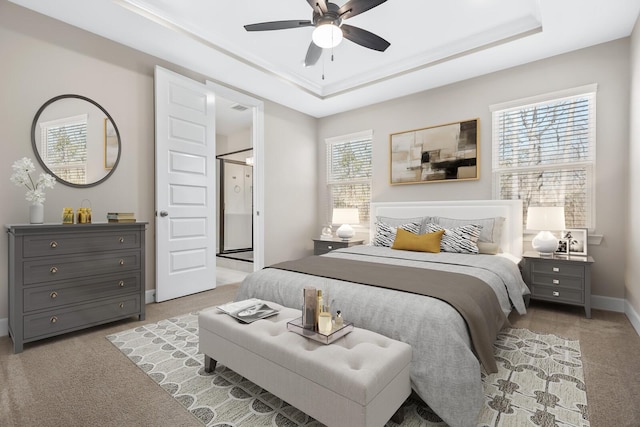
left=332, top=208, right=359, bottom=240
left=526, top=206, right=566, bottom=255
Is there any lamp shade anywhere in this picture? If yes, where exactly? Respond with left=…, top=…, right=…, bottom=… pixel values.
left=332, top=208, right=359, bottom=225
left=526, top=206, right=566, bottom=231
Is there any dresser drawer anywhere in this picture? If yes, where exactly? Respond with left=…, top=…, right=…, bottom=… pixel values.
left=531, top=262, right=584, bottom=278
left=531, top=273, right=584, bottom=290
left=23, top=251, right=142, bottom=285
left=23, top=295, right=141, bottom=340
left=23, top=230, right=141, bottom=258
left=23, top=272, right=141, bottom=312
left=315, top=240, right=348, bottom=253
left=531, top=285, right=583, bottom=304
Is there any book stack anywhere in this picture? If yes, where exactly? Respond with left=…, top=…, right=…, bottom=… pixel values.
left=107, top=212, right=136, bottom=223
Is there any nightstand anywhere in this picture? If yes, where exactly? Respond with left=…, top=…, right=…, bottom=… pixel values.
left=313, top=238, right=364, bottom=255
left=522, top=251, right=594, bottom=318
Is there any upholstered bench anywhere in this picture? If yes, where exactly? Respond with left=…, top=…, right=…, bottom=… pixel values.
left=198, top=302, right=412, bottom=427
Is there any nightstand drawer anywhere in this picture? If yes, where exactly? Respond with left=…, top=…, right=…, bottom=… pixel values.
left=531, top=262, right=584, bottom=278
left=532, top=286, right=583, bottom=304
left=315, top=240, right=348, bottom=254
left=531, top=273, right=584, bottom=290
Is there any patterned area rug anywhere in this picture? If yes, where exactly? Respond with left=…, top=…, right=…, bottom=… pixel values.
left=106, top=312, right=589, bottom=427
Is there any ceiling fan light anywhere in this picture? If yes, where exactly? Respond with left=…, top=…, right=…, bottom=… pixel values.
left=312, top=23, right=343, bottom=49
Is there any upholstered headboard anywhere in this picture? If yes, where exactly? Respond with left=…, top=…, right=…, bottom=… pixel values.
left=370, top=200, right=523, bottom=258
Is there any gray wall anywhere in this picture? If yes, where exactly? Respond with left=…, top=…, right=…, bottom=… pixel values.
left=627, top=18, right=640, bottom=319
left=0, top=2, right=317, bottom=322
left=318, top=39, right=631, bottom=301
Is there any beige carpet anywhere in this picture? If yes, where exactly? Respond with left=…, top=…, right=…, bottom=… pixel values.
left=107, top=311, right=589, bottom=426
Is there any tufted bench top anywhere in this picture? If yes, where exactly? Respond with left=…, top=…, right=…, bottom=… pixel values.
left=199, top=302, right=412, bottom=408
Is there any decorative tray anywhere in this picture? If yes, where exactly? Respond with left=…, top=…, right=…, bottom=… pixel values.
left=287, top=317, right=354, bottom=345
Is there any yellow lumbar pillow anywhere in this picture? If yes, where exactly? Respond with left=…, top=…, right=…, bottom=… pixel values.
left=391, top=228, right=444, bottom=253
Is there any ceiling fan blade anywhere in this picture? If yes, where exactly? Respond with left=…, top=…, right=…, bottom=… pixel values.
left=306, top=0, right=328, bottom=15
left=341, top=24, right=390, bottom=52
left=244, top=20, right=313, bottom=31
left=338, top=0, right=387, bottom=20
left=304, top=42, right=322, bottom=67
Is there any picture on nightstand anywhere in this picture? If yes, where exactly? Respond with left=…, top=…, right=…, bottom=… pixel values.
left=560, top=228, right=588, bottom=256
left=555, top=238, right=568, bottom=255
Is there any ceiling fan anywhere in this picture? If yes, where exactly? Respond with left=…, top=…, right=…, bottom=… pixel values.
left=244, top=0, right=390, bottom=67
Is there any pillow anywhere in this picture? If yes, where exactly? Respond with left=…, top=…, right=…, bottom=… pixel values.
left=391, top=228, right=444, bottom=253
left=373, top=221, right=421, bottom=247
left=433, top=216, right=505, bottom=254
left=376, top=215, right=433, bottom=234
left=476, top=242, right=500, bottom=255
left=424, top=223, right=482, bottom=254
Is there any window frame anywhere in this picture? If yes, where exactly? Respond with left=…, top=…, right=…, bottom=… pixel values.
left=490, top=84, right=597, bottom=232
left=325, top=130, right=373, bottom=229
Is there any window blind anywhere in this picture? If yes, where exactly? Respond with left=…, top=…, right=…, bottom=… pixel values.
left=326, top=131, right=372, bottom=225
left=492, top=90, right=596, bottom=229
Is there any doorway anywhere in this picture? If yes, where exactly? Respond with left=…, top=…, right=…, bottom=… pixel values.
left=217, top=148, right=253, bottom=263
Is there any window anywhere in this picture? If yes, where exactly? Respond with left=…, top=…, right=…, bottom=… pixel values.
left=40, top=114, right=88, bottom=184
left=491, top=85, right=596, bottom=230
left=326, top=130, right=373, bottom=226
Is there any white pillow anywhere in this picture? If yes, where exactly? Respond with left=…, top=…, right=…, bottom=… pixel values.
left=373, top=221, right=421, bottom=247
left=424, top=223, right=482, bottom=254
left=433, top=216, right=505, bottom=254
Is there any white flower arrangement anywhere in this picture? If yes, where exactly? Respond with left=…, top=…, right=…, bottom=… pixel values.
left=10, top=157, right=56, bottom=204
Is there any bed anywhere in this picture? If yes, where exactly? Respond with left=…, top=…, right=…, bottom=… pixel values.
left=236, top=200, right=529, bottom=427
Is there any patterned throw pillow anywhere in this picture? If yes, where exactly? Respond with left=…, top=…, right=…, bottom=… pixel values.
left=373, top=221, right=421, bottom=247
left=424, top=223, right=482, bottom=254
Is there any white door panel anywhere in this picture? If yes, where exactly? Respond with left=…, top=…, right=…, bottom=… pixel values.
left=156, top=66, right=216, bottom=302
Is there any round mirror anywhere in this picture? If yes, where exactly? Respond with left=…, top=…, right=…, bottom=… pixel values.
left=31, top=94, right=121, bottom=188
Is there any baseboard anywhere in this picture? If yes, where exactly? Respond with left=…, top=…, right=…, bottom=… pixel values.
left=146, top=289, right=156, bottom=304
left=625, top=300, right=640, bottom=336
left=591, top=295, right=625, bottom=312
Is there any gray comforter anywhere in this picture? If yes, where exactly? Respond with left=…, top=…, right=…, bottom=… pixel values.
left=236, top=245, right=529, bottom=427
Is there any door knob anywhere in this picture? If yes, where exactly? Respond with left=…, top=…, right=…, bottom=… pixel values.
left=159, top=211, right=169, bottom=217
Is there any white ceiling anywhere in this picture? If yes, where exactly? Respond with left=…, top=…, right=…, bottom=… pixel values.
left=8, top=0, right=640, bottom=118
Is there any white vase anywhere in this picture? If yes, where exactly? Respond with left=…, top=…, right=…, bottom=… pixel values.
left=29, top=203, right=44, bottom=224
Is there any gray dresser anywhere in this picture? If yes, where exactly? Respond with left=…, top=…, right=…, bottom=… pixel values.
left=7, top=222, right=147, bottom=353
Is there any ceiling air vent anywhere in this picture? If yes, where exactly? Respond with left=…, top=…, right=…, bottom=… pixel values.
left=230, top=103, right=249, bottom=112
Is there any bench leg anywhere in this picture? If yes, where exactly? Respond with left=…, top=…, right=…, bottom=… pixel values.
left=390, top=407, right=404, bottom=424
left=204, top=355, right=217, bottom=373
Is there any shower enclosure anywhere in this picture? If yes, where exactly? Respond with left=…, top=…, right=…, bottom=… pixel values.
left=217, top=149, right=253, bottom=262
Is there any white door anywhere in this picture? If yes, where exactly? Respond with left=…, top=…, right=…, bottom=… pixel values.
left=155, top=66, right=216, bottom=302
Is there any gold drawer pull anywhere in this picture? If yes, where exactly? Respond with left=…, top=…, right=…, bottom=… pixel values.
left=119, top=303, right=125, bottom=309
left=50, top=291, right=58, bottom=299
left=50, top=316, right=58, bottom=323
left=552, top=291, right=560, bottom=297
left=50, top=241, right=58, bottom=248
left=552, top=267, right=560, bottom=272
left=50, top=267, right=58, bottom=274
left=552, top=279, right=560, bottom=285
left=119, top=237, right=125, bottom=243
left=327, top=245, right=333, bottom=249
left=119, top=259, right=125, bottom=266
left=119, top=280, right=125, bottom=287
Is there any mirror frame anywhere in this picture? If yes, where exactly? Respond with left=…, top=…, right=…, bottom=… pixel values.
left=31, top=94, right=121, bottom=188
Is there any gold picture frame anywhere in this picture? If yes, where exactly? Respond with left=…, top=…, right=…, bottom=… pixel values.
left=389, top=119, right=479, bottom=185
left=104, top=117, right=118, bottom=170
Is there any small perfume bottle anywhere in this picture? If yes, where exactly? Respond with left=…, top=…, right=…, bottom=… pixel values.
left=334, top=310, right=343, bottom=328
